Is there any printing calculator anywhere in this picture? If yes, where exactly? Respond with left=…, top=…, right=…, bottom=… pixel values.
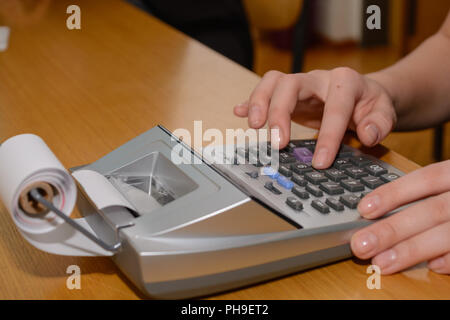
left=68, top=126, right=405, bottom=299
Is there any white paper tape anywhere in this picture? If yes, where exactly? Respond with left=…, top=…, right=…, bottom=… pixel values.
left=0, top=134, right=115, bottom=256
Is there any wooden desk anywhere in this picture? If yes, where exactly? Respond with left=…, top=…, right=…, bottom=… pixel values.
left=0, top=0, right=449, bottom=299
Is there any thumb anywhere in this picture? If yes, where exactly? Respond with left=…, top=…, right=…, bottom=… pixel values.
left=356, top=107, right=396, bottom=147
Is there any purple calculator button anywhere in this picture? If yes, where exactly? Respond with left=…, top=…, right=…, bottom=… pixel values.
left=293, top=148, right=313, bottom=163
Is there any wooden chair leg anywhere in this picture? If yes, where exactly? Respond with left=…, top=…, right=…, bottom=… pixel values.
left=433, top=125, right=444, bottom=162
left=292, top=0, right=311, bottom=73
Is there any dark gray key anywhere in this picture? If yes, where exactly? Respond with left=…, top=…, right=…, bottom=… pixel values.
left=333, top=158, right=352, bottom=169
left=292, top=186, right=309, bottom=199
left=319, top=182, right=345, bottom=195
left=286, top=196, right=303, bottom=211
left=283, top=142, right=298, bottom=152
left=297, top=140, right=317, bottom=149
left=350, top=156, right=373, bottom=167
left=340, top=179, right=365, bottom=192
left=381, top=172, right=401, bottom=183
left=248, top=154, right=263, bottom=167
left=278, top=165, right=292, bottom=177
left=279, top=152, right=296, bottom=164
left=311, top=200, right=330, bottom=214
left=345, top=166, right=369, bottom=179
left=291, top=174, right=307, bottom=187
left=337, top=145, right=354, bottom=158
left=245, top=171, right=259, bottom=179
left=361, top=176, right=384, bottom=189
left=325, top=168, right=347, bottom=182
left=290, top=162, right=313, bottom=174
left=326, top=197, right=345, bottom=211
left=306, top=184, right=323, bottom=197
left=264, top=182, right=282, bottom=195
left=365, top=164, right=388, bottom=176
left=305, top=171, right=328, bottom=184
left=360, top=192, right=370, bottom=199
left=339, top=194, right=361, bottom=209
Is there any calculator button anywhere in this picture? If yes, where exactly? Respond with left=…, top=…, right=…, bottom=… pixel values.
left=305, top=171, right=328, bottom=185
left=293, top=147, right=313, bottom=163
left=380, top=173, right=401, bottom=183
left=286, top=197, right=303, bottom=211
left=339, top=195, right=360, bottom=209
left=258, top=154, right=271, bottom=166
left=361, top=176, right=384, bottom=189
left=319, top=182, right=345, bottom=195
left=264, top=182, right=282, bottom=195
left=324, top=169, right=347, bottom=182
left=345, top=167, right=369, bottom=179
left=279, top=165, right=292, bottom=177
left=333, top=158, right=352, bottom=169
left=283, top=142, right=297, bottom=152
left=277, top=175, right=294, bottom=190
left=297, top=140, right=317, bottom=149
left=365, top=164, right=388, bottom=176
left=337, top=145, right=354, bottom=158
left=291, top=174, right=307, bottom=187
left=360, top=192, right=370, bottom=199
left=279, top=152, right=296, bottom=164
left=245, top=171, right=259, bottom=179
left=350, top=156, right=373, bottom=167
left=340, top=179, right=365, bottom=192
left=290, top=162, right=313, bottom=174
left=248, top=154, right=263, bottom=167
left=311, top=200, right=330, bottom=214
left=292, top=186, right=310, bottom=199
left=306, top=184, right=323, bottom=197
left=326, top=198, right=345, bottom=211
left=262, top=166, right=279, bottom=179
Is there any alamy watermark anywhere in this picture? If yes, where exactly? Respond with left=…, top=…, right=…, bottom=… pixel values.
left=66, top=265, right=81, bottom=290
left=366, top=264, right=381, bottom=289
left=66, top=5, right=81, bottom=30
left=171, top=121, right=281, bottom=169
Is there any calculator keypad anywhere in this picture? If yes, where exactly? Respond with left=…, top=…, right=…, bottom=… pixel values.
left=217, top=139, right=405, bottom=229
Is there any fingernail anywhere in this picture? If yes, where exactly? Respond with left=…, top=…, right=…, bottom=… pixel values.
left=270, top=126, right=282, bottom=148
left=313, top=148, right=328, bottom=168
left=249, top=105, right=262, bottom=126
left=428, top=257, right=445, bottom=271
left=373, top=249, right=397, bottom=271
left=352, top=231, right=378, bottom=256
left=365, top=124, right=380, bottom=145
left=358, top=194, right=380, bottom=217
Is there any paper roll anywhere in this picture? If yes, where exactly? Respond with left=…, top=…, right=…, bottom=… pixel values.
left=0, top=134, right=77, bottom=234
left=0, top=134, right=136, bottom=256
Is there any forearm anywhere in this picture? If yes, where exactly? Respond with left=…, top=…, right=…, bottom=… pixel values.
left=368, top=25, right=450, bottom=131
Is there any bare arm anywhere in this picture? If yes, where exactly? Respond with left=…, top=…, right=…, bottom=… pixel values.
left=369, top=11, right=450, bottom=130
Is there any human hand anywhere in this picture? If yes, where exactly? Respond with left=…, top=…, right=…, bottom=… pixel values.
left=233, top=68, right=397, bottom=169
left=351, top=160, right=450, bottom=274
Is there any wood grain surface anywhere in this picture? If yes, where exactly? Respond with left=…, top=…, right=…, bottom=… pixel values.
left=0, top=0, right=448, bottom=299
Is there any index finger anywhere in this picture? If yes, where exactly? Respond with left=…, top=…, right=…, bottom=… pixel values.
left=312, top=68, right=364, bottom=169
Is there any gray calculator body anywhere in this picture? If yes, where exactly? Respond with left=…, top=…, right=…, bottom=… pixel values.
left=73, top=125, right=404, bottom=299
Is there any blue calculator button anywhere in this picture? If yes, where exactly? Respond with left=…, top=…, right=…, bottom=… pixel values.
left=277, top=175, right=294, bottom=190
left=262, top=166, right=279, bottom=179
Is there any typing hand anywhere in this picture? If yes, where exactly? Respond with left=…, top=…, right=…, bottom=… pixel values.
left=233, top=68, right=397, bottom=169
left=351, top=160, right=450, bottom=274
